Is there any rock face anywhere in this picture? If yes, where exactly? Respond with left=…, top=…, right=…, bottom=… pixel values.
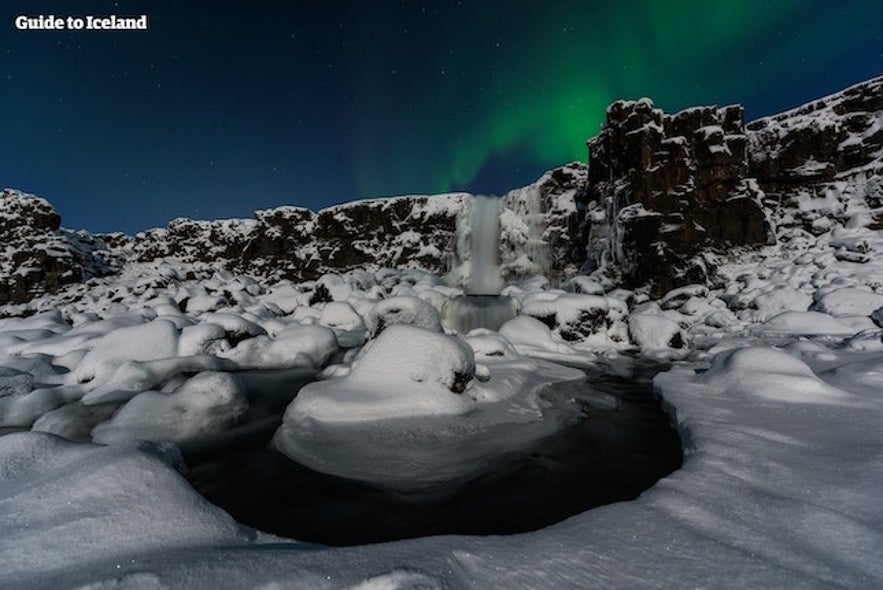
left=0, top=190, right=118, bottom=305
left=501, top=163, right=587, bottom=283
left=747, top=76, right=883, bottom=235
left=114, top=194, right=468, bottom=283
left=581, top=75, right=883, bottom=295
left=2, top=170, right=587, bottom=306
left=584, top=99, right=773, bottom=295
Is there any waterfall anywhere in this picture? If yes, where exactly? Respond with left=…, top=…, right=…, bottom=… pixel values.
left=468, top=195, right=502, bottom=295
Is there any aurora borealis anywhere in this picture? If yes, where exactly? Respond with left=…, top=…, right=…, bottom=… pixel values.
left=1, top=0, right=881, bottom=232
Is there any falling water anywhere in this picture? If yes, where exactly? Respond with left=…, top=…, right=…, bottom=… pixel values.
left=468, top=195, right=503, bottom=295
left=442, top=195, right=516, bottom=333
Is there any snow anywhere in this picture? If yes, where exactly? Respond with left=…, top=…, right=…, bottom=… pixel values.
left=628, top=313, right=685, bottom=351
left=91, top=371, right=249, bottom=444
left=365, top=295, right=442, bottom=336
left=498, top=314, right=574, bottom=354
left=0, top=432, right=252, bottom=588
left=8, top=326, right=882, bottom=588
left=272, top=324, right=585, bottom=491
left=73, top=319, right=180, bottom=384
left=218, top=323, right=338, bottom=369
left=694, top=346, right=852, bottom=404
left=274, top=325, right=476, bottom=427
left=760, top=310, right=857, bottom=335
left=812, top=286, right=883, bottom=317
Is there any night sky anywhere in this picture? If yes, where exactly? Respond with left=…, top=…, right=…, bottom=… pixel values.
left=1, top=1, right=881, bottom=233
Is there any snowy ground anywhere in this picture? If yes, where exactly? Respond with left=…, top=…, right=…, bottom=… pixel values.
left=2, top=213, right=883, bottom=587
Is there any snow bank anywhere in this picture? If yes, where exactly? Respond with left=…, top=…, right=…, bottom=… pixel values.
left=0, top=432, right=251, bottom=587
left=695, top=346, right=852, bottom=404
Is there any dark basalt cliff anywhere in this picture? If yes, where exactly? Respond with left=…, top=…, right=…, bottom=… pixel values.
left=0, top=192, right=470, bottom=305
left=0, top=190, right=117, bottom=305
left=747, top=76, right=883, bottom=235
left=581, top=76, right=883, bottom=295
left=583, top=99, right=772, bottom=295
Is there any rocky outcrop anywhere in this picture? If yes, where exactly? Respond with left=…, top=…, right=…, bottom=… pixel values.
left=309, top=195, right=466, bottom=276
left=584, top=100, right=773, bottom=295
left=580, top=76, right=883, bottom=295
left=93, top=194, right=469, bottom=284
left=0, top=190, right=118, bottom=305
left=501, top=162, right=587, bottom=283
left=747, top=76, right=883, bottom=234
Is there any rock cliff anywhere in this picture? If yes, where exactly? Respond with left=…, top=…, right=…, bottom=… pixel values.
left=581, top=75, right=883, bottom=295
left=747, top=76, right=883, bottom=236
left=583, top=99, right=773, bottom=295
left=0, top=189, right=118, bottom=305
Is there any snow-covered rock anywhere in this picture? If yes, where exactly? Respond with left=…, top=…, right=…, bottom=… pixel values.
left=91, top=371, right=249, bottom=444
left=74, top=319, right=180, bottom=384
left=218, top=323, right=338, bottom=369
left=0, top=189, right=118, bottom=305
left=365, top=295, right=442, bottom=336
left=276, top=325, right=476, bottom=426
left=273, top=323, right=585, bottom=491
left=628, top=313, right=685, bottom=351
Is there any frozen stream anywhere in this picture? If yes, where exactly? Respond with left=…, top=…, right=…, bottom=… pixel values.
left=183, top=362, right=682, bottom=545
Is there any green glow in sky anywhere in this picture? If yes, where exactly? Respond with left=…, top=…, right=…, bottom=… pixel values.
left=351, top=0, right=877, bottom=196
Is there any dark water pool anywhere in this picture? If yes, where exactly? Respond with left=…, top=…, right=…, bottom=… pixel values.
left=184, top=362, right=682, bottom=546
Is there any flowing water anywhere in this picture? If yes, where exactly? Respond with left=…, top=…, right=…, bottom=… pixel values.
left=467, top=195, right=503, bottom=295
left=440, top=294, right=518, bottom=333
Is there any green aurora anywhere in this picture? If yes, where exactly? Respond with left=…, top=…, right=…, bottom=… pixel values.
left=351, top=0, right=880, bottom=197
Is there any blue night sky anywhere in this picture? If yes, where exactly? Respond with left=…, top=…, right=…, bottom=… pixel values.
left=1, top=1, right=881, bottom=233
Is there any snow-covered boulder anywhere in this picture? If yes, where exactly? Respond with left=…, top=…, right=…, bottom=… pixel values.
left=811, top=287, right=883, bottom=317
left=74, top=320, right=180, bottom=384
left=273, top=324, right=587, bottom=492
left=498, top=315, right=574, bottom=354
left=276, top=325, right=475, bottom=428
left=32, top=401, right=118, bottom=441
left=751, top=288, right=813, bottom=319
left=91, top=371, right=249, bottom=444
left=628, top=313, right=685, bottom=351
left=218, top=323, right=338, bottom=369
left=760, top=311, right=857, bottom=335
left=365, top=296, right=442, bottom=337
left=520, top=293, right=625, bottom=345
